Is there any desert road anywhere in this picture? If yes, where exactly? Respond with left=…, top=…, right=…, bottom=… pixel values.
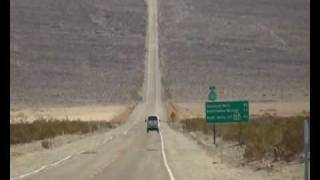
left=10, top=0, right=261, bottom=178
left=10, top=0, right=303, bottom=179
left=10, top=0, right=309, bottom=178
left=12, top=0, right=175, bottom=179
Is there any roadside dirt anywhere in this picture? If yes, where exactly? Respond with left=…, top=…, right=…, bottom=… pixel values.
left=163, top=122, right=304, bottom=180
left=10, top=104, right=135, bottom=165
left=10, top=134, right=92, bottom=158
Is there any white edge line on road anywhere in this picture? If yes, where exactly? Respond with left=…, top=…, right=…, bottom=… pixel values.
left=77, top=150, right=86, bottom=155
left=11, top=112, right=139, bottom=180
left=11, top=112, right=138, bottom=180
left=11, top=155, right=72, bottom=180
left=159, top=130, right=176, bottom=180
left=102, top=136, right=113, bottom=144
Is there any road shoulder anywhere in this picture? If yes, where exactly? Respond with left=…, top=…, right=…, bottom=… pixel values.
left=161, top=121, right=302, bottom=180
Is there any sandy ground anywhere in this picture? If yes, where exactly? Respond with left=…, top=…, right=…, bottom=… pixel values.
left=169, top=101, right=309, bottom=120
left=10, top=105, right=131, bottom=123
left=11, top=134, right=93, bottom=158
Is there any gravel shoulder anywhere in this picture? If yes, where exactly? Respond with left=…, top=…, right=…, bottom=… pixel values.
left=10, top=104, right=135, bottom=178
left=10, top=103, right=144, bottom=179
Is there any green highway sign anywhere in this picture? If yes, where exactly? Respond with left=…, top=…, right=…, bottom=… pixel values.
left=206, top=100, right=249, bottom=123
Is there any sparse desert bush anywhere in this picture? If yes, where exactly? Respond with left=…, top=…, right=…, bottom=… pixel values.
left=179, top=118, right=211, bottom=134
left=10, top=118, right=116, bottom=145
left=41, top=139, right=52, bottom=149
left=242, top=115, right=305, bottom=162
left=170, top=112, right=176, bottom=121
left=170, top=114, right=307, bottom=162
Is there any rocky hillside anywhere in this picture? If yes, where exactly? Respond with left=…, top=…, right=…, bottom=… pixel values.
left=10, top=0, right=146, bottom=108
left=159, top=0, right=310, bottom=102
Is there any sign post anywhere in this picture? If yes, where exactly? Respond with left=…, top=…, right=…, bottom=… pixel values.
left=207, top=86, right=217, bottom=144
left=239, top=123, right=242, bottom=145
left=205, top=86, right=249, bottom=146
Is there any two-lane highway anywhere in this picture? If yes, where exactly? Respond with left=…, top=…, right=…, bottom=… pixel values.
left=19, top=104, right=170, bottom=180
left=14, top=0, right=173, bottom=179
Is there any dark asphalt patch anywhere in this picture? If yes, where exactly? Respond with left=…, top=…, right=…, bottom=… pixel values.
left=146, top=148, right=159, bottom=151
left=81, top=151, right=97, bottom=154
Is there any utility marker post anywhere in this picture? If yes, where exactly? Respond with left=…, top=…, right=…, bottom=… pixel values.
left=239, top=123, right=242, bottom=146
left=213, top=124, right=216, bottom=145
left=304, top=117, right=310, bottom=180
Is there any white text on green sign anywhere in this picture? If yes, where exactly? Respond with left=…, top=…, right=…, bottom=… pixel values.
left=206, top=100, right=249, bottom=123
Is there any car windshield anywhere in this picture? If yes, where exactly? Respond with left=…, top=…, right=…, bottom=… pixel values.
left=148, top=116, right=158, bottom=121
